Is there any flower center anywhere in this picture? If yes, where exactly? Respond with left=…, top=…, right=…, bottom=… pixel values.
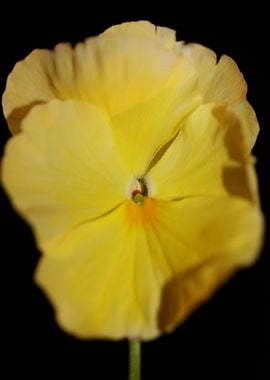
left=131, top=178, right=148, bottom=206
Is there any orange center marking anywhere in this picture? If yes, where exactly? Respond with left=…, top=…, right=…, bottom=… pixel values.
left=126, top=198, right=156, bottom=225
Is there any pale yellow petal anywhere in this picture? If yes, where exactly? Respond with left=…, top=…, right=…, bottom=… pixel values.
left=104, top=20, right=177, bottom=49
left=204, top=55, right=247, bottom=104
left=178, top=42, right=247, bottom=105
left=2, top=100, right=130, bottom=252
left=148, top=104, right=257, bottom=202
left=176, top=42, right=217, bottom=89
left=2, top=49, right=57, bottom=134
left=156, top=196, right=263, bottom=332
left=112, top=76, right=201, bottom=176
left=232, top=100, right=259, bottom=149
left=176, top=43, right=257, bottom=150
left=3, top=25, right=185, bottom=134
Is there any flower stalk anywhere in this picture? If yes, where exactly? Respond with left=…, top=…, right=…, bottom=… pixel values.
left=129, top=340, right=141, bottom=380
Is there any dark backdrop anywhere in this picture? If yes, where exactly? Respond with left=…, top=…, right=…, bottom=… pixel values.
left=0, top=3, right=269, bottom=379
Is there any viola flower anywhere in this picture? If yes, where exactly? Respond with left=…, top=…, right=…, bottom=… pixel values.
left=1, top=21, right=263, bottom=340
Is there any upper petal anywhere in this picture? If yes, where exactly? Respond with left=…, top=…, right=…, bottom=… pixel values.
left=148, top=103, right=258, bottom=203
left=3, top=23, right=185, bottom=134
left=177, top=42, right=247, bottom=105
left=1, top=100, right=130, bottom=252
left=103, top=20, right=177, bottom=49
left=111, top=75, right=200, bottom=176
left=232, top=100, right=260, bottom=149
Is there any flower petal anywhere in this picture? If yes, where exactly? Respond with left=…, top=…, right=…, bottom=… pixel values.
left=3, top=49, right=57, bottom=134
left=232, top=100, right=260, bottom=149
left=3, top=23, right=185, bottom=134
left=2, top=100, right=130, bottom=252
left=177, top=42, right=259, bottom=151
left=156, top=196, right=263, bottom=332
left=112, top=78, right=201, bottom=176
left=35, top=195, right=263, bottom=340
left=103, top=20, right=177, bottom=49
left=35, top=204, right=167, bottom=340
left=178, top=42, right=247, bottom=105
left=204, top=55, right=247, bottom=104
left=148, top=104, right=258, bottom=202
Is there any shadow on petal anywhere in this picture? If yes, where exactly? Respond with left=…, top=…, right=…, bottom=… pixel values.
left=7, top=100, right=46, bottom=134
left=158, top=258, right=233, bottom=333
left=222, top=166, right=254, bottom=201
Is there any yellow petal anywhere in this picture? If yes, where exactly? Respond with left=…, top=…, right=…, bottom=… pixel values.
left=178, top=42, right=247, bottom=105
left=2, top=49, right=57, bottom=134
left=112, top=76, right=201, bottom=176
left=156, top=196, right=263, bottom=332
left=104, top=20, right=177, bottom=49
left=232, top=100, right=259, bottom=150
left=204, top=55, right=247, bottom=104
left=2, top=100, right=130, bottom=252
left=176, top=42, right=217, bottom=89
left=175, top=43, right=257, bottom=150
left=148, top=104, right=258, bottom=202
left=35, top=192, right=263, bottom=340
left=3, top=23, right=184, bottom=134
left=35, top=203, right=167, bottom=340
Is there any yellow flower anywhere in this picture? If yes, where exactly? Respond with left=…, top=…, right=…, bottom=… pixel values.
left=1, top=21, right=264, bottom=340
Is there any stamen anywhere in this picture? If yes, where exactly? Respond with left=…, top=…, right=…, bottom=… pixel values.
left=131, top=178, right=148, bottom=205
left=133, top=193, right=144, bottom=205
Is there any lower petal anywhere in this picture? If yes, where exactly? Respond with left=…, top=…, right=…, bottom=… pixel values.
left=35, top=204, right=167, bottom=340
left=35, top=193, right=263, bottom=340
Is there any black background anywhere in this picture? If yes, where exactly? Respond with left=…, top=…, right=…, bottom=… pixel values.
left=0, top=3, right=269, bottom=379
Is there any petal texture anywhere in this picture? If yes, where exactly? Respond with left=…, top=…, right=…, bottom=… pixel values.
left=178, top=42, right=247, bottom=105
left=103, top=20, right=177, bottom=49
left=2, top=100, right=130, bottom=252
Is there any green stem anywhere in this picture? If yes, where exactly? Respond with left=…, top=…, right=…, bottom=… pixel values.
left=129, top=340, right=141, bottom=380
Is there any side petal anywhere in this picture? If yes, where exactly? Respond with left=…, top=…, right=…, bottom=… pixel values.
left=155, top=196, right=264, bottom=332
left=3, top=25, right=185, bottom=134
left=1, top=100, right=130, bottom=253
left=148, top=104, right=258, bottom=202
